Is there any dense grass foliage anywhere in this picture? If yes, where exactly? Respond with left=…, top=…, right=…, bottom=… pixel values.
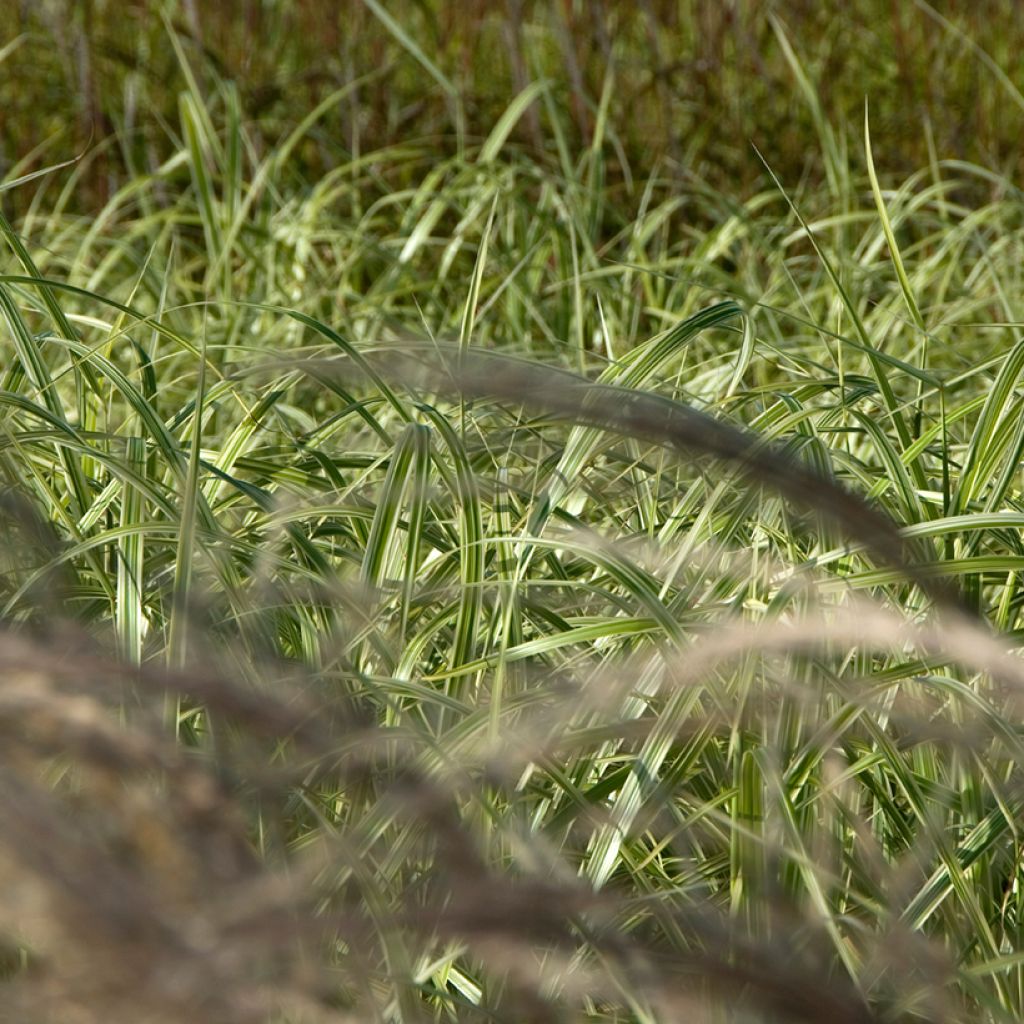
left=5, top=8, right=1024, bottom=1024
left=4, top=0, right=1024, bottom=208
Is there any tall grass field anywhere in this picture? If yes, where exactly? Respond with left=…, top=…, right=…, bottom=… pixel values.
left=4, top=3, right=1024, bottom=1022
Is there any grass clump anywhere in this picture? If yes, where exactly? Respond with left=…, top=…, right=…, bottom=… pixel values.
left=4, top=9, right=1024, bottom=1024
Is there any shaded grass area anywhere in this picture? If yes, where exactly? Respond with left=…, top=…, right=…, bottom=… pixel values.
left=4, top=10, right=1024, bottom=1024
left=4, top=1, right=1024, bottom=208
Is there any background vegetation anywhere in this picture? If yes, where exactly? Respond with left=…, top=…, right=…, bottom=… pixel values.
left=4, top=2, right=1024, bottom=1022
left=4, top=0, right=1024, bottom=208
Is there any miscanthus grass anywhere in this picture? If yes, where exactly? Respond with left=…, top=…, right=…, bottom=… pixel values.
left=4, top=69, right=1024, bottom=1024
